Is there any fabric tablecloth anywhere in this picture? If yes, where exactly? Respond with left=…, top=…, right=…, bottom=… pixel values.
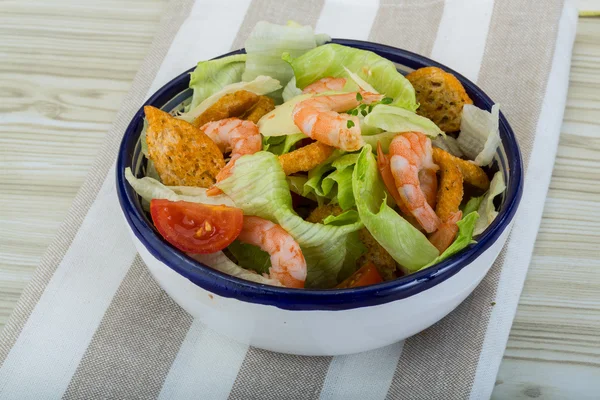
left=0, top=0, right=577, bottom=399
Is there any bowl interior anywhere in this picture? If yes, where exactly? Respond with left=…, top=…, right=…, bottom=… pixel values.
left=116, top=39, right=523, bottom=311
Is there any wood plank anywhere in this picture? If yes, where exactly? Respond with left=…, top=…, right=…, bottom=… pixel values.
left=0, top=0, right=166, bottom=326
left=492, top=17, right=600, bottom=400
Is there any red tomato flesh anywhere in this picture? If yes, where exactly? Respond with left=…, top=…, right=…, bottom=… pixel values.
left=150, top=199, right=243, bottom=254
left=336, top=262, right=384, bottom=289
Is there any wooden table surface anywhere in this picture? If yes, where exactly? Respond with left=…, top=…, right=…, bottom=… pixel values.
left=1, top=1, right=599, bottom=398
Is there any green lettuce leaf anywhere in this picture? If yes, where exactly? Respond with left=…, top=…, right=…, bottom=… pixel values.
left=263, top=133, right=306, bottom=155
left=421, top=211, right=480, bottom=269
left=300, top=150, right=347, bottom=205
left=474, top=171, right=505, bottom=235
left=320, top=153, right=360, bottom=210
left=216, top=151, right=363, bottom=288
left=362, top=105, right=443, bottom=152
left=462, top=195, right=484, bottom=216
left=188, top=54, right=247, bottom=110
left=243, top=21, right=329, bottom=101
left=352, top=146, right=439, bottom=273
left=227, top=240, right=271, bottom=275
left=284, top=43, right=418, bottom=111
left=180, top=75, right=282, bottom=124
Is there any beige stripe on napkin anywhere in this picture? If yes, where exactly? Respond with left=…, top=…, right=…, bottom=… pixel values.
left=0, top=0, right=195, bottom=366
left=63, top=257, right=193, bottom=399
left=386, top=1, right=565, bottom=399
left=369, top=0, right=445, bottom=56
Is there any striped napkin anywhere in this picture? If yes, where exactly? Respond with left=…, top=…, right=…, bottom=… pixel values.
left=0, top=0, right=577, bottom=399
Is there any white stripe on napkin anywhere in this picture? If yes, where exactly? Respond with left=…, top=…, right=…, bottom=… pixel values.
left=158, top=320, right=248, bottom=400
left=0, top=170, right=136, bottom=398
left=315, top=0, right=380, bottom=40
left=150, top=0, right=253, bottom=95
left=469, top=3, right=577, bottom=399
left=319, top=341, right=404, bottom=400
left=430, top=0, right=494, bottom=81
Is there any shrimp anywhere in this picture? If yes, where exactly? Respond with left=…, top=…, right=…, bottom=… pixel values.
left=419, top=169, right=438, bottom=209
left=389, top=132, right=441, bottom=233
left=293, top=91, right=383, bottom=151
left=302, top=77, right=347, bottom=94
left=429, top=211, right=462, bottom=253
left=428, top=147, right=465, bottom=252
left=376, top=141, right=434, bottom=230
left=201, top=118, right=262, bottom=195
left=238, top=216, right=307, bottom=288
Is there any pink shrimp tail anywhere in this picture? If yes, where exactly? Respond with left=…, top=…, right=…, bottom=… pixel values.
left=429, top=211, right=462, bottom=253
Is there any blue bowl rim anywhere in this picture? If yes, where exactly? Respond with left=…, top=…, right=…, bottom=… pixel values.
left=116, top=39, right=524, bottom=311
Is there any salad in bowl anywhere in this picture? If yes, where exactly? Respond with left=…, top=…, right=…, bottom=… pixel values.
left=117, top=20, right=521, bottom=355
left=125, top=21, right=506, bottom=290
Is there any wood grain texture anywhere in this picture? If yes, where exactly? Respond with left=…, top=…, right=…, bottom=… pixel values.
left=0, top=0, right=166, bottom=324
left=492, top=17, right=600, bottom=400
left=0, top=1, right=598, bottom=398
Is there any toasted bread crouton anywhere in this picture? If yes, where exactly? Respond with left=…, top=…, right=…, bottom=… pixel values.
left=307, top=205, right=397, bottom=281
left=406, top=67, right=472, bottom=133
left=144, top=106, right=225, bottom=187
left=279, top=142, right=334, bottom=175
left=193, top=90, right=259, bottom=127
left=432, top=148, right=464, bottom=222
left=242, top=95, right=275, bottom=123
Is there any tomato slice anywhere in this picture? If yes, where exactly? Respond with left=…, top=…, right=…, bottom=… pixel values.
left=150, top=199, right=243, bottom=254
left=336, top=262, right=384, bottom=289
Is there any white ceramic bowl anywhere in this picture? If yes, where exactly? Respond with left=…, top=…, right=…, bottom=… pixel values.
left=116, top=40, right=523, bottom=356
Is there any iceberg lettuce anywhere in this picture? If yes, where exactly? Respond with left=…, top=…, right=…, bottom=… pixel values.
left=125, top=168, right=234, bottom=206
left=421, top=211, right=480, bottom=269
left=474, top=171, right=505, bottom=235
left=284, top=43, right=418, bottom=111
left=352, top=146, right=439, bottom=273
left=188, top=54, right=247, bottom=110
left=457, top=104, right=501, bottom=166
left=242, top=21, right=329, bottom=101
left=362, top=105, right=443, bottom=152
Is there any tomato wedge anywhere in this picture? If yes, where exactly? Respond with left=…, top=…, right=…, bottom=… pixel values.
left=336, top=262, right=384, bottom=289
left=150, top=199, right=243, bottom=254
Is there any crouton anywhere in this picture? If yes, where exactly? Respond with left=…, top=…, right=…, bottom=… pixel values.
left=193, top=90, right=259, bottom=127
left=144, top=105, right=225, bottom=187
left=242, top=95, right=275, bottom=123
left=433, top=147, right=490, bottom=190
left=406, top=67, right=473, bottom=133
left=432, top=147, right=464, bottom=222
left=279, top=142, right=335, bottom=175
